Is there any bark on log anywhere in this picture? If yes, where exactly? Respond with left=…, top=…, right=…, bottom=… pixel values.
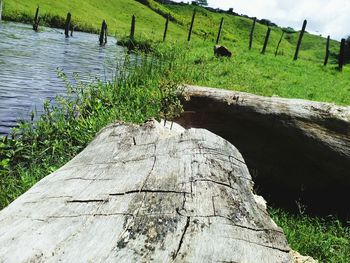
left=176, top=86, right=350, bottom=216
left=0, top=120, right=292, bottom=262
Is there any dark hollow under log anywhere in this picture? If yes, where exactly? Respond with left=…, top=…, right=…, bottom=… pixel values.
left=176, top=86, right=350, bottom=218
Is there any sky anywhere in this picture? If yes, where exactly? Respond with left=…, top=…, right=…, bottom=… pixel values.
left=172, top=0, right=349, bottom=40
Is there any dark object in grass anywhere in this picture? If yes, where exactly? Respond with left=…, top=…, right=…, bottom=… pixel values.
left=187, top=9, right=196, bottom=42
left=324, top=35, right=330, bottom=66
left=261, top=27, right=271, bottom=54
left=249, top=17, right=256, bottom=50
left=293, top=19, right=307, bottom=61
left=130, top=15, right=136, bottom=41
left=338, top=38, right=345, bottom=71
left=216, top=17, right=224, bottom=44
left=214, top=45, right=232, bottom=58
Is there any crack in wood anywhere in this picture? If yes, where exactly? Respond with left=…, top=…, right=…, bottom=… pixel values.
left=64, top=178, right=113, bottom=181
left=67, top=199, right=107, bottom=203
left=172, top=216, right=190, bottom=260
left=109, top=189, right=190, bottom=196
left=193, top=178, right=233, bottom=190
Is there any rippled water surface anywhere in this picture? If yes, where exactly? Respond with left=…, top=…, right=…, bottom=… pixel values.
left=0, top=22, right=126, bottom=135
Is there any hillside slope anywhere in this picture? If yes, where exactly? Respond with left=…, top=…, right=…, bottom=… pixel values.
left=3, top=0, right=339, bottom=62
left=2, top=0, right=348, bottom=105
left=2, top=0, right=186, bottom=40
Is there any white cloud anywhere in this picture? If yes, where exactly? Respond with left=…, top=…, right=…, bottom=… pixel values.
left=172, top=0, right=350, bottom=40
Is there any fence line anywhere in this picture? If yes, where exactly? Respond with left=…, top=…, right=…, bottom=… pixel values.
left=6, top=5, right=345, bottom=70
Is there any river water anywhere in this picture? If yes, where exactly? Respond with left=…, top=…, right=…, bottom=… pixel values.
left=0, top=22, right=126, bottom=135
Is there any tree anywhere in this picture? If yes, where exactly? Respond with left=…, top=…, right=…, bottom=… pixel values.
left=193, top=0, right=208, bottom=7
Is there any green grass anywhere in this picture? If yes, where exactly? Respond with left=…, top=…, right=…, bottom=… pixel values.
left=2, top=0, right=186, bottom=40
left=270, top=208, right=350, bottom=262
left=165, top=41, right=350, bottom=105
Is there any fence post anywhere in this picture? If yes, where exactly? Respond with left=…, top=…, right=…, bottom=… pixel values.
left=338, top=38, right=345, bottom=71
left=0, top=0, right=3, bottom=21
left=64, top=12, right=71, bottom=38
left=261, top=27, right=271, bottom=54
left=324, top=35, right=330, bottom=66
left=216, top=17, right=224, bottom=45
left=99, top=20, right=107, bottom=45
left=163, top=14, right=169, bottom=42
left=188, top=10, right=196, bottom=42
left=249, top=17, right=256, bottom=50
left=293, top=19, right=307, bottom=61
left=33, top=6, right=40, bottom=31
left=275, top=31, right=285, bottom=56
left=130, top=15, right=136, bottom=41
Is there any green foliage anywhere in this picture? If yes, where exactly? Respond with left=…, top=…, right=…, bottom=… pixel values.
left=117, top=36, right=154, bottom=53
left=270, top=208, right=350, bottom=262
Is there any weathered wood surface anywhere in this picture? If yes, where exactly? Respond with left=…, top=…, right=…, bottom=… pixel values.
left=0, top=120, right=292, bottom=262
left=177, top=86, right=350, bottom=216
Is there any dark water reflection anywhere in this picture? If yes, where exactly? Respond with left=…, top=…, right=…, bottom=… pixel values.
left=0, top=22, right=126, bottom=135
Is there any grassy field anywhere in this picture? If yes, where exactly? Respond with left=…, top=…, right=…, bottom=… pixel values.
left=2, top=0, right=186, bottom=40
left=2, top=0, right=348, bottom=105
left=1, top=0, right=350, bottom=262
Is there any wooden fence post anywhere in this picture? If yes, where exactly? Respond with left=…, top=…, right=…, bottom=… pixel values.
left=33, top=6, right=40, bottom=31
left=64, top=12, right=71, bottom=38
left=338, top=38, right=345, bottom=71
left=324, top=35, right=330, bottom=66
left=216, top=17, right=224, bottom=45
left=130, top=15, right=136, bottom=41
left=163, top=15, right=169, bottom=42
left=261, top=27, right=271, bottom=54
left=249, top=17, right=256, bottom=50
left=293, top=19, right=307, bottom=61
left=275, top=31, right=285, bottom=56
left=99, top=20, right=107, bottom=45
left=188, top=10, right=196, bottom=42
left=0, top=0, right=3, bottom=21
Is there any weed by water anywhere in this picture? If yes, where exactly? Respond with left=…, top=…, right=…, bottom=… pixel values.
left=0, top=49, right=183, bottom=209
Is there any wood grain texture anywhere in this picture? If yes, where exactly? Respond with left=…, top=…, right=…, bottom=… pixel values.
left=0, top=120, right=292, bottom=262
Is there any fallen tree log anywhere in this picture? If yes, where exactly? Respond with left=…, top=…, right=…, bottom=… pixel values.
left=176, top=85, right=350, bottom=216
left=0, top=120, right=292, bottom=262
